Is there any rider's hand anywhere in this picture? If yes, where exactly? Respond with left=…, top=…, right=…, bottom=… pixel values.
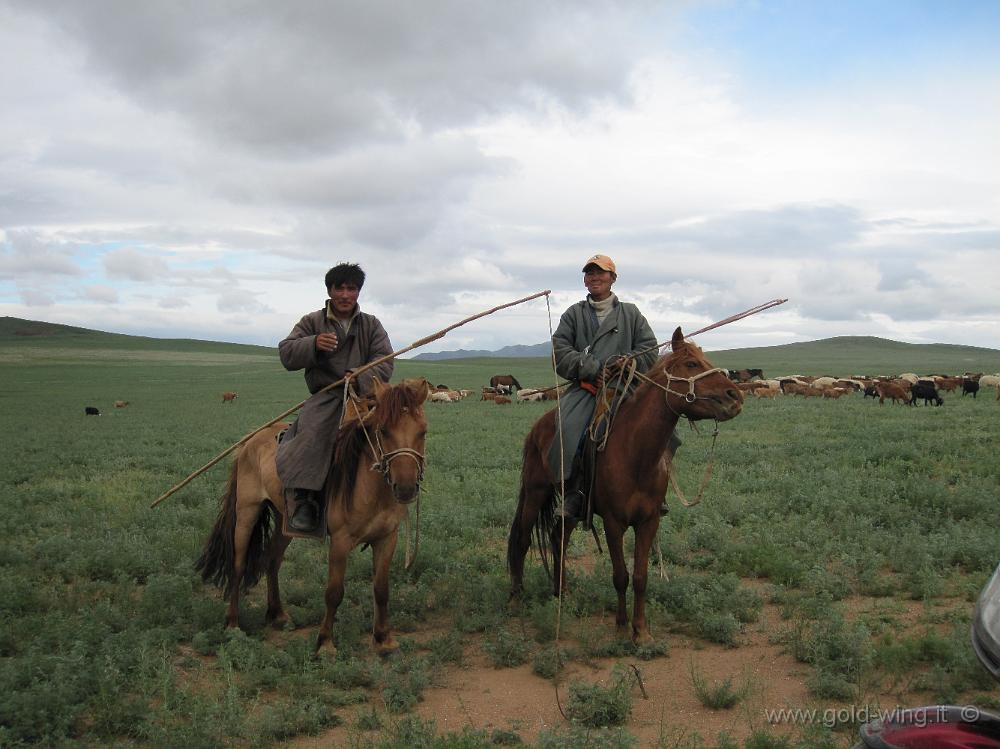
left=316, top=332, right=339, bottom=352
left=604, top=355, right=627, bottom=374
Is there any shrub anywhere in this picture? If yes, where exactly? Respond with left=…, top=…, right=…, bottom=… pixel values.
left=690, top=665, right=748, bottom=710
left=565, top=666, right=635, bottom=728
left=483, top=628, right=531, bottom=668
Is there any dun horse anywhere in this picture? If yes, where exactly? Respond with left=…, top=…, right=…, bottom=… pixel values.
left=507, top=328, right=743, bottom=644
left=196, top=378, right=430, bottom=656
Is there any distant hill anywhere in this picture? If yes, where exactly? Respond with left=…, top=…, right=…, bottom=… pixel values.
left=0, top=317, right=274, bottom=355
left=412, top=342, right=550, bottom=360
left=410, top=334, right=1000, bottom=377
left=3, top=318, right=999, bottom=376
left=0, top=316, right=111, bottom=339
left=706, top=335, right=1000, bottom=377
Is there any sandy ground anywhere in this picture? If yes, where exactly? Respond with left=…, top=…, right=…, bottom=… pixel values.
left=283, top=590, right=973, bottom=748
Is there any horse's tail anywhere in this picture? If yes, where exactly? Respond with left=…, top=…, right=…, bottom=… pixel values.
left=507, top=430, right=555, bottom=582
left=194, top=459, right=275, bottom=595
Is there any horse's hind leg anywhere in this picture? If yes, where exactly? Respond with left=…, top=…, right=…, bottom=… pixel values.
left=370, top=532, right=400, bottom=656
left=226, top=502, right=262, bottom=629
left=264, top=532, right=292, bottom=629
left=549, top=514, right=578, bottom=597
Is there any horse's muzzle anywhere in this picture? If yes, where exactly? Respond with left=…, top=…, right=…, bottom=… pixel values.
left=708, top=390, right=743, bottom=420
left=391, top=483, right=420, bottom=504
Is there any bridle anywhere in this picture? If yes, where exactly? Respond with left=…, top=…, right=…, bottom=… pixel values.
left=597, top=356, right=730, bottom=509
left=633, top=366, right=729, bottom=409
left=370, top=428, right=425, bottom=505
left=344, top=392, right=426, bottom=505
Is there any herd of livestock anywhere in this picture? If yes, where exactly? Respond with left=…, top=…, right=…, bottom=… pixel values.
left=727, top=369, right=1000, bottom=405
left=424, top=369, right=1000, bottom=409
left=83, top=369, right=1000, bottom=416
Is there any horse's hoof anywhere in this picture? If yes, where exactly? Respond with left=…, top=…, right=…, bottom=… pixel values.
left=267, top=613, right=291, bottom=631
left=632, top=630, right=654, bottom=646
left=314, top=638, right=338, bottom=660
left=373, top=636, right=400, bottom=656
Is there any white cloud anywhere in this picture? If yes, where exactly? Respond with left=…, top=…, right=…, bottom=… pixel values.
left=103, top=247, right=169, bottom=281
left=82, top=285, right=119, bottom=303
left=0, top=2, right=998, bottom=352
left=216, top=289, right=274, bottom=315
left=0, top=230, right=82, bottom=278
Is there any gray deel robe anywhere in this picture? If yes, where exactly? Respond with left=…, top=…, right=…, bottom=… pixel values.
left=549, top=296, right=658, bottom=482
left=276, top=303, right=394, bottom=491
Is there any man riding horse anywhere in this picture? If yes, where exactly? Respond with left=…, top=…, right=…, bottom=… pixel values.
left=550, top=254, right=676, bottom=523
left=276, top=263, right=394, bottom=534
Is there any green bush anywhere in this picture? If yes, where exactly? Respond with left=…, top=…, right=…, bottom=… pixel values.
left=565, top=666, right=635, bottom=728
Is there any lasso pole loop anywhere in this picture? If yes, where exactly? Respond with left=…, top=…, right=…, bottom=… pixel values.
left=641, top=298, right=788, bottom=359
left=151, top=289, right=552, bottom=508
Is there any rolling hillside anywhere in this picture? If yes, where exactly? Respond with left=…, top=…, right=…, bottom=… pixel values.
left=3, top=317, right=999, bottom=376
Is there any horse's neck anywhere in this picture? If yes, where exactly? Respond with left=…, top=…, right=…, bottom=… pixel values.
left=612, top=375, right=680, bottom=472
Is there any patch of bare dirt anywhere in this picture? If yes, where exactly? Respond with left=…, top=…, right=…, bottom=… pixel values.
left=294, top=590, right=983, bottom=748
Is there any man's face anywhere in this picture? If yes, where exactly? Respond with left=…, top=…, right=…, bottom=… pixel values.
left=328, top=283, right=360, bottom=316
left=583, top=267, right=615, bottom=300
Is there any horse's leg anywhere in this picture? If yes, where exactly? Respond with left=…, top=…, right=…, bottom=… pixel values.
left=631, top=517, right=660, bottom=645
left=370, top=531, right=400, bottom=656
left=226, top=501, right=261, bottom=629
left=602, top=517, right=630, bottom=636
left=315, top=538, right=350, bottom=657
left=550, top=516, right=577, bottom=597
left=264, top=532, right=293, bottom=629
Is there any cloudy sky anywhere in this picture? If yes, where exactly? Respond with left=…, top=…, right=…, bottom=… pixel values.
left=2, top=0, right=999, bottom=354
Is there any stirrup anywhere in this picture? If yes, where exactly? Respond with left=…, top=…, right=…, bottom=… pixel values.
left=557, top=489, right=585, bottom=521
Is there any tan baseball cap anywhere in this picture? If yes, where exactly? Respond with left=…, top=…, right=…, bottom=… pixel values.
left=582, top=254, right=616, bottom=273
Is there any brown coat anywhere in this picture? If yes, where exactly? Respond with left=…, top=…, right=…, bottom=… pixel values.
left=275, top=304, right=394, bottom=491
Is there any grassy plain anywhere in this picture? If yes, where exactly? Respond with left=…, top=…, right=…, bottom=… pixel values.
left=1, top=324, right=999, bottom=748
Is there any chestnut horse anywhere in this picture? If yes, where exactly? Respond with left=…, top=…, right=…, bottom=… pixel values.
left=196, top=378, right=430, bottom=656
left=507, top=327, right=743, bottom=644
left=490, top=374, right=523, bottom=392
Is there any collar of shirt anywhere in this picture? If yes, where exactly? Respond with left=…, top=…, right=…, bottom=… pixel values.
left=325, top=300, right=360, bottom=336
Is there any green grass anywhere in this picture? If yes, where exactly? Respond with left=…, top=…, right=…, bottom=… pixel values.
left=1, top=328, right=998, bottom=746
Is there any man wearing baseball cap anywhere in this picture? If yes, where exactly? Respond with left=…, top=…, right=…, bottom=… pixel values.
left=549, top=254, right=662, bottom=526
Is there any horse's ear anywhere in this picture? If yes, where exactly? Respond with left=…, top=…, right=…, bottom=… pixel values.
left=408, top=378, right=431, bottom=401
left=373, top=378, right=389, bottom=395
left=671, top=327, right=685, bottom=349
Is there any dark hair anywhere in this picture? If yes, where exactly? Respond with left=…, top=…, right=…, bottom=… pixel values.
left=325, top=263, right=366, bottom=291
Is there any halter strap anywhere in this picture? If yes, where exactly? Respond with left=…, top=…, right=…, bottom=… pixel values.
left=635, top=366, right=729, bottom=404
left=370, top=429, right=426, bottom=504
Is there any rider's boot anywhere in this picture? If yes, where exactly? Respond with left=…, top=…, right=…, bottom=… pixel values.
left=288, top=488, right=321, bottom=533
left=557, top=472, right=587, bottom=524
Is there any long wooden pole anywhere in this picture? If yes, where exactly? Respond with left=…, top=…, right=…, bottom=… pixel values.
left=525, top=297, right=790, bottom=395
left=150, top=289, right=552, bottom=508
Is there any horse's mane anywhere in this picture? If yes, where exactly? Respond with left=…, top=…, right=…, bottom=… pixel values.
left=646, top=338, right=705, bottom=376
left=329, top=379, right=428, bottom=505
